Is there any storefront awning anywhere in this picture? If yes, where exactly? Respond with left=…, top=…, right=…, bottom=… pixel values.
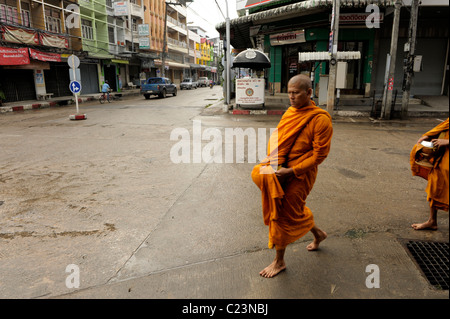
left=189, top=63, right=203, bottom=69
left=111, top=59, right=129, bottom=64
left=154, top=60, right=190, bottom=69
left=299, top=51, right=361, bottom=62
left=137, top=52, right=160, bottom=59
left=216, top=0, right=394, bottom=49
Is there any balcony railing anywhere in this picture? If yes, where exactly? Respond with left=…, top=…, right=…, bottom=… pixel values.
left=130, top=3, right=144, bottom=18
left=167, top=37, right=187, bottom=48
left=124, top=29, right=139, bottom=43
left=167, top=16, right=186, bottom=30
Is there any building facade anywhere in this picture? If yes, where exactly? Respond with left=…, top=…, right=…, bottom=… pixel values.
left=0, top=0, right=222, bottom=103
left=0, top=0, right=83, bottom=102
left=217, top=0, right=449, bottom=103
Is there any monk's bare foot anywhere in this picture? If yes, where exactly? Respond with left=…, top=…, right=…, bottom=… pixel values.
left=307, top=230, right=327, bottom=251
left=411, top=221, right=437, bottom=231
left=259, top=260, right=286, bottom=278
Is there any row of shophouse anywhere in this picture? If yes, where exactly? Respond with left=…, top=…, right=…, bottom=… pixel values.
left=0, top=0, right=219, bottom=103
left=217, top=0, right=449, bottom=103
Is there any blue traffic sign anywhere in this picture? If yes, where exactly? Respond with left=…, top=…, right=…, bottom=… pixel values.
left=70, top=80, right=82, bottom=94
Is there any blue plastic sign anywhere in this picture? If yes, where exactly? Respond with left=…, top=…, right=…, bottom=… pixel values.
left=70, top=80, right=82, bottom=94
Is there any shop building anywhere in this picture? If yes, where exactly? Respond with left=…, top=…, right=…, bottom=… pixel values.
left=217, top=0, right=449, bottom=102
left=153, top=0, right=189, bottom=85
left=187, top=25, right=201, bottom=80
left=0, top=0, right=82, bottom=102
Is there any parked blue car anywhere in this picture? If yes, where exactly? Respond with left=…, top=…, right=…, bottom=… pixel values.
left=140, top=77, right=177, bottom=99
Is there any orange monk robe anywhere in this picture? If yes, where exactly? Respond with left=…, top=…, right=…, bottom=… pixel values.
left=410, top=118, right=449, bottom=211
left=252, top=102, right=333, bottom=249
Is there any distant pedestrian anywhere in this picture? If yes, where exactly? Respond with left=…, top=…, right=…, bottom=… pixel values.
left=251, top=74, right=333, bottom=278
left=102, top=80, right=110, bottom=102
left=410, top=118, right=449, bottom=230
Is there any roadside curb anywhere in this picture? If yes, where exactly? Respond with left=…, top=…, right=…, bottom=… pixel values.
left=0, top=97, right=96, bottom=114
left=229, top=108, right=448, bottom=118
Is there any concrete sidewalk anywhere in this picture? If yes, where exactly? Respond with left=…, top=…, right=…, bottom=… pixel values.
left=57, top=231, right=448, bottom=299
left=229, top=93, right=449, bottom=118
left=1, top=90, right=447, bottom=119
left=0, top=89, right=140, bottom=114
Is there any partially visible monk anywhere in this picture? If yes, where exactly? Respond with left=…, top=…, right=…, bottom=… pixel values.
left=410, top=118, right=449, bottom=230
left=251, top=74, right=333, bottom=278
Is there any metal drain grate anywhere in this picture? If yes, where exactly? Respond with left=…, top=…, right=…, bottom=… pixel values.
left=405, top=240, right=449, bottom=290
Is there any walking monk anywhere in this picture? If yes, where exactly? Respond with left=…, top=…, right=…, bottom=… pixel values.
left=411, top=118, right=449, bottom=230
left=251, top=74, right=333, bottom=278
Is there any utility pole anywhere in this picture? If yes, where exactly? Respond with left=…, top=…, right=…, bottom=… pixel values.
left=162, top=2, right=171, bottom=78
left=326, top=0, right=340, bottom=117
left=401, top=0, right=419, bottom=120
left=225, top=0, right=231, bottom=107
left=128, top=0, right=134, bottom=53
left=381, top=0, right=402, bottom=120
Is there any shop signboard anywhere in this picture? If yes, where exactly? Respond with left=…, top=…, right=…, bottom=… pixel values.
left=29, top=48, right=61, bottom=62
left=114, top=2, right=128, bottom=16
left=0, top=46, right=29, bottom=65
left=139, top=37, right=150, bottom=49
left=270, top=30, right=305, bottom=46
left=236, top=78, right=265, bottom=106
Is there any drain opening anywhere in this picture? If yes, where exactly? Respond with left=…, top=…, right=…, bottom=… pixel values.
left=404, top=240, right=449, bottom=290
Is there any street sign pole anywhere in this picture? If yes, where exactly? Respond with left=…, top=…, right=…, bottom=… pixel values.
left=73, top=68, right=79, bottom=114
left=67, top=55, right=86, bottom=120
left=73, top=78, right=79, bottom=115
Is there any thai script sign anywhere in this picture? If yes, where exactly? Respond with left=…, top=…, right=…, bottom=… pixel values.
left=0, top=46, right=29, bottom=65
left=270, top=30, right=305, bottom=46
left=236, top=78, right=265, bottom=105
left=29, top=48, right=61, bottom=62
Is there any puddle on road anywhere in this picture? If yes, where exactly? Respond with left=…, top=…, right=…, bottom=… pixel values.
left=0, top=223, right=116, bottom=240
left=337, top=167, right=366, bottom=179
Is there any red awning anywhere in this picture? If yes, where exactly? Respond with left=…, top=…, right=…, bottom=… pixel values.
left=29, top=48, right=61, bottom=62
left=0, top=46, right=30, bottom=65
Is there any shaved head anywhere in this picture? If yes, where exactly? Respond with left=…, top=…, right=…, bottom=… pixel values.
left=288, top=74, right=312, bottom=92
left=287, top=74, right=313, bottom=108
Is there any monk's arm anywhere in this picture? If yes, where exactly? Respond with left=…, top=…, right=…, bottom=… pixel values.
left=424, top=119, right=449, bottom=138
left=292, top=115, right=333, bottom=177
left=432, top=138, right=449, bottom=148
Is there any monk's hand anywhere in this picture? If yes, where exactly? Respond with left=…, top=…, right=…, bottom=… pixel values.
left=432, top=138, right=449, bottom=148
left=275, top=167, right=294, bottom=184
left=417, top=135, right=430, bottom=144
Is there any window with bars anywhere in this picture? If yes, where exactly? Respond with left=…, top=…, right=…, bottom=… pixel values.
left=45, top=16, right=61, bottom=33
left=81, top=19, right=94, bottom=40
left=20, top=2, right=31, bottom=27
left=45, top=8, right=61, bottom=33
left=0, top=4, right=5, bottom=23
left=0, top=4, right=18, bottom=24
left=108, top=26, right=115, bottom=44
left=21, top=9, right=31, bottom=27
